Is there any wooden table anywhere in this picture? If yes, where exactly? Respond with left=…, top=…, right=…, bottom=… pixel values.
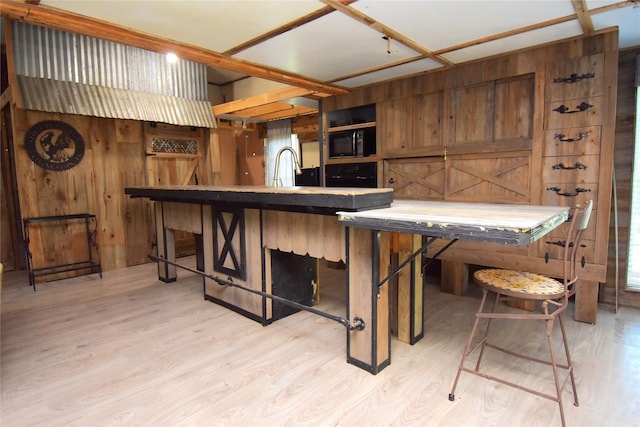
left=338, top=200, right=570, bottom=348
left=125, top=186, right=568, bottom=375
left=337, top=200, right=568, bottom=244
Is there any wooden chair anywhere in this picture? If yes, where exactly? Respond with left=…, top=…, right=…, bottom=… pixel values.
left=448, top=200, right=593, bottom=427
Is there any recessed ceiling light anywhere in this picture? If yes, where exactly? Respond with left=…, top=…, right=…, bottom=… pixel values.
left=166, top=52, right=179, bottom=63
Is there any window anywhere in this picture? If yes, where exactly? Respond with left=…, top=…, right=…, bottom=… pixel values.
left=265, top=119, right=300, bottom=187
left=627, top=56, right=640, bottom=290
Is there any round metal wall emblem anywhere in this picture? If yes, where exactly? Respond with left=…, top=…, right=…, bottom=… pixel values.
left=24, top=120, right=85, bottom=171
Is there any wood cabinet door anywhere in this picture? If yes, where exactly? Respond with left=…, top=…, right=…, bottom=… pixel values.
left=412, top=91, right=444, bottom=151
left=384, top=157, right=445, bottom=200
left=450, top=81, right=494, bottom=146
left=493, top=77, right=535, bottom=142
left=450, top=75, right=534, bottom=148
left=446, top=152, right=531, bottom=203
left=378, top=91, right=444, bottom=156
left=384, top=152, right=531, bottom=204
left=378, top=97, right=410, bottom=154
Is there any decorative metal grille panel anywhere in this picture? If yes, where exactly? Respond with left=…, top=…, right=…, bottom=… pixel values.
left=213, top=209, right=246, bottom=280
left=150, top=137, right=198, bottom=155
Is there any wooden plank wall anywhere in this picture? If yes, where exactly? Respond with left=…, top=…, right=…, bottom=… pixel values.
left=235, top=127, right=264, bottom=186
left=605, top=47, right=640, bottom=308
left=0, top=114, right=313, bottom=275
left=210, top=125, right=239, bottom=185
left=5, top=109, right=216, bottom=274
left=323, top=29, right=638, bottom=310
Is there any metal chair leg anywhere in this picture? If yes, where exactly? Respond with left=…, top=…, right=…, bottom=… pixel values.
left=546, top=318, right=567, bottom=427
left=558, top=313, right=579, bottom=407
left=449, top=289, right=490, bottom=401
left=474, top=291, right=501, bottom=371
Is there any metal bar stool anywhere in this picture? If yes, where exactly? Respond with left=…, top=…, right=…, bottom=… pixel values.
left=449, top=200, right=593, bottom=427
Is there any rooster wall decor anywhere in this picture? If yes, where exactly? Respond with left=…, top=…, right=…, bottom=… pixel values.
left=23, top=121, right=85, bottom=171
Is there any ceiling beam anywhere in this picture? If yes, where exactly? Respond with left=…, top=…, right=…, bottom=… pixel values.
left=571, top=0, right=595, bottom=35
left=434, top=13, right=576, bottom=55
left=0, top=0, right=349, bottom=95
left=224, top=3, right=348, bottom=56
left=591, top=0, right=637, bottom=14
left=232, top=102, right=298, bottom=118
left=256, top=105, right=317, bottom=121
left=433, top=1, right=635, bottom=57
left=213, top=87, right=317, bottom=115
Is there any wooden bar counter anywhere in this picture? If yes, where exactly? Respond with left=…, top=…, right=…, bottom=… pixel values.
left=125, top=185, right=394, bottom=374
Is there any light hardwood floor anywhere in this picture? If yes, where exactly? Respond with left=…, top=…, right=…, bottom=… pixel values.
left=1, top=258, right=638, bottom=426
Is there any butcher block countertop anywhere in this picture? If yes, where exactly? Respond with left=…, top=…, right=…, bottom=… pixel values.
left=338, top=200, right=569, bottom=246
left=124, top=185, right=393, bottom=213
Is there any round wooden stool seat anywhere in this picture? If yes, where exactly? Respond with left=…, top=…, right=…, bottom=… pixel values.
left=473, top=269, right=564, bottom=300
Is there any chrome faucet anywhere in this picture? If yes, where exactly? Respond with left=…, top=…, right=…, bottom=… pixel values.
left=272, top=146, right=302, bottom=187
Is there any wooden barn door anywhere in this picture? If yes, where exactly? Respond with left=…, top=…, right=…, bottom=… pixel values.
left=144, top=123, right=208, bottom=257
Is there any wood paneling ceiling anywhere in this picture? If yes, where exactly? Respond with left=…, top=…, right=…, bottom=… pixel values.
left=2, top=0, right=639, bottom=123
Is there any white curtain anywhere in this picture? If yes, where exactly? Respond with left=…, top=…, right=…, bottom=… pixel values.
left=266, top=119, right=299, bottom=186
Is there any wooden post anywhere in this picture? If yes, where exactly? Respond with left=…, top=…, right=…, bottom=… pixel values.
left=347, top=228, right=390, bottom=374
left=441, top=260, right=468, bottom=296
left=575, top=280, right=598, bottom=324
left=395, top=233, right=424, bottom=344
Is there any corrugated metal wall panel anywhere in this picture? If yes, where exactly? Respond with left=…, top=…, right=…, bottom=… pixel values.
left=18, top=76, right=217, bottom=128
left=12, top=21, right=215, bottom=128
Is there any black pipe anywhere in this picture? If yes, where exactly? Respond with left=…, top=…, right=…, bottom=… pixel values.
left=377, top=237, right=459, bottom=289
left=377, top=237, right=437, bottom=289
left=422, top=238, right=459, bottom=272
left=148, top=254, right=365, bottom=331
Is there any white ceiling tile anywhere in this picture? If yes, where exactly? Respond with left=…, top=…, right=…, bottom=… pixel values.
left=41, top=0, right=327, bottom=52
left=235, top=11, right=419, bottom=81
left=352, top=0, right=577, bottom=52
left=586, top=0, right=623, bottom=8
left=592, top=8, right=640, bottom=49
left=336, top=58, right=444, bottom=88
left=442, top=20, right=584, bottom=64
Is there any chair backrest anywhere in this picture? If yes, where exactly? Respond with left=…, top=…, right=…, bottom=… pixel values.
left=564, top=200, right=593, bottom=292
left=573, top=199, right=593, bottom=232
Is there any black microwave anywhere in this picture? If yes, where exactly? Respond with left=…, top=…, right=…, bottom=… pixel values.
left=328, top=128, right=376, bottom=158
